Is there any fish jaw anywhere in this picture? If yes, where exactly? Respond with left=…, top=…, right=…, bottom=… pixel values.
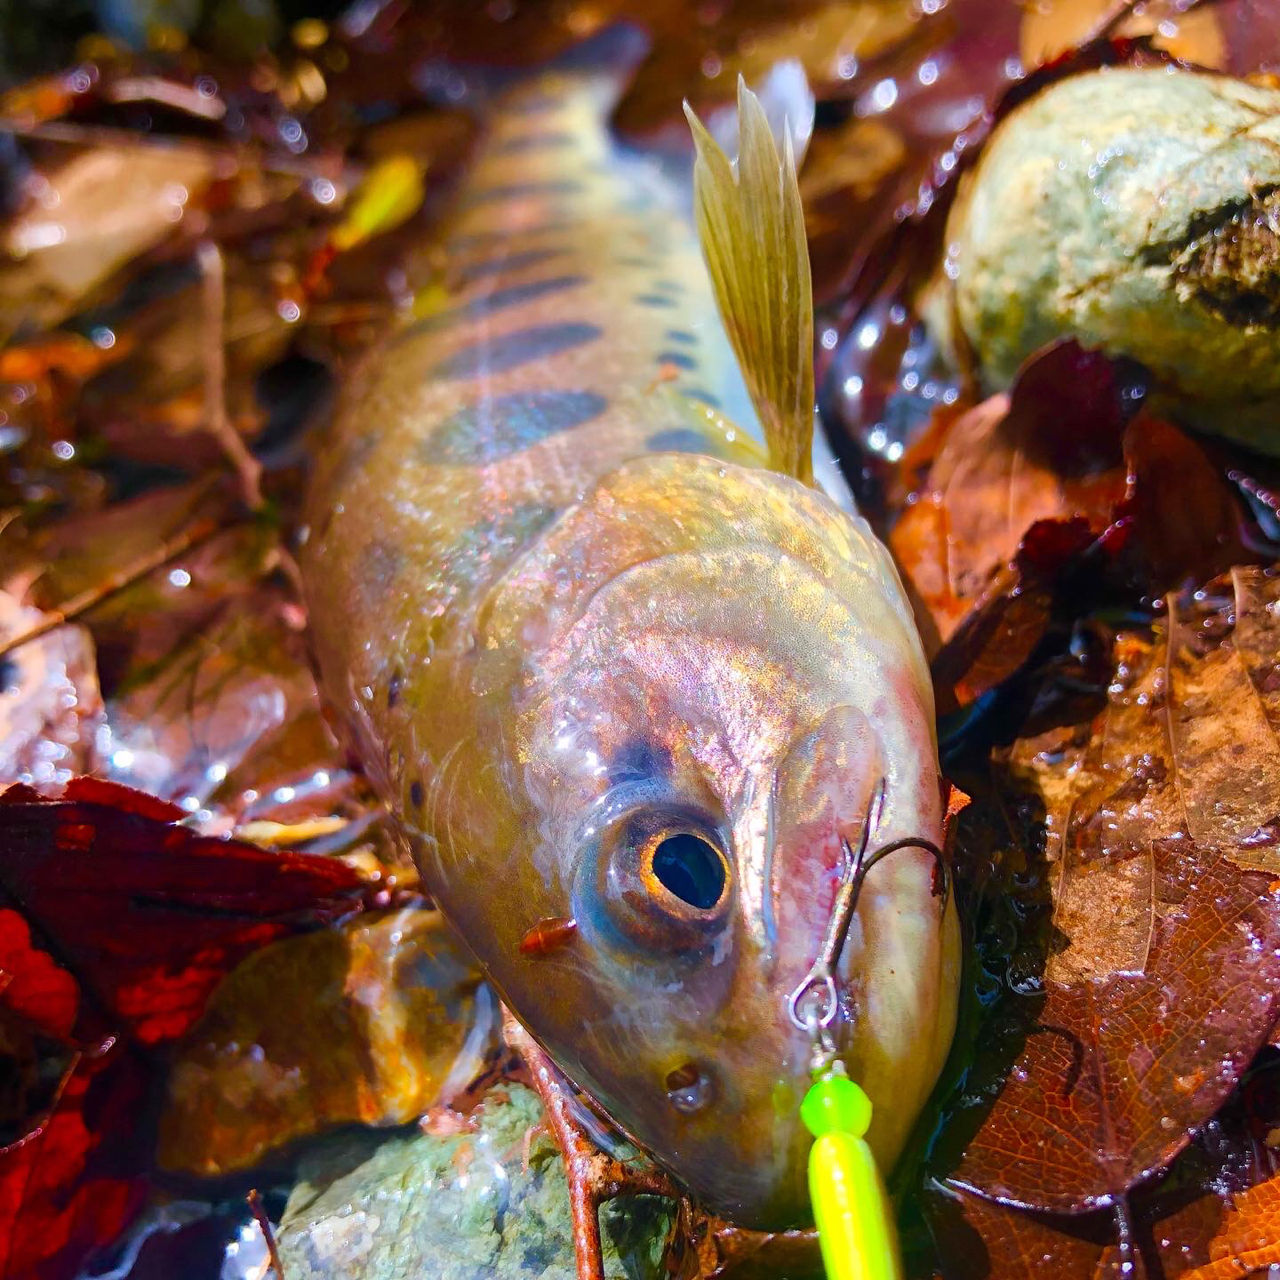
left=468, top=455, right=959, bottom=1228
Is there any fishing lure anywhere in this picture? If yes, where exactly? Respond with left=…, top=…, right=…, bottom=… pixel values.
left=302, top=35, right=959, bottom=1248
left=786, top=784, right=949, bottom=1280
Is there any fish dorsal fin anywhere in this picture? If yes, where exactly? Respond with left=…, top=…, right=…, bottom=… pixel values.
left=685, top=78, right=814, bottom=485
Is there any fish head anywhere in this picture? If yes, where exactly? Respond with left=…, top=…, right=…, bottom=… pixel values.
left=482, top=460, right=959, bottom=1230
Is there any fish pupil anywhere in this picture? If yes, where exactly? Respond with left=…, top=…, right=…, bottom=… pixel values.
left=652, top=834, right=725, bottom=910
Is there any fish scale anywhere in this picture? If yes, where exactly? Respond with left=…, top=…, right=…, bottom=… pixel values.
left=302, top=61, right=958, bottom=1230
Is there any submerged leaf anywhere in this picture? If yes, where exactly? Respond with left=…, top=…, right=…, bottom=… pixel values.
left=686, top=80, right=814, bottom=483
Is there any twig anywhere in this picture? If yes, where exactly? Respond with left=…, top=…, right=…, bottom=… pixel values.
left=0, top=118, right=345, bottom=181
left=1113, top=1193, right=1146, bottom=1279
left=105, top=76, right=227, bottom=120
left=246, top=1190, right=285, bottom=1279
left=197, top=240, right=263, bottom=511
left=501, top=1007, right=679, bottom=1280
left=0, top=514, right=226, bottom=662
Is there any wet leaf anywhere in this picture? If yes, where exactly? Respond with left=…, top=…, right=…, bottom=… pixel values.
left=159, top=907, right=497, bottom=1175
left=0, top=778, right=369, bottom=1046
left=891, top=342, right=1254, bottom=702
left=0, top=144, right=215, bottom=336
left=1019, top=0, right=1228, bottom=71
left=0, top=591, right=102, bottom=790
left=923, top=1048, right=1280, bottom=1276
left=615, top=0, right=919, bottom=146
left=1180, top=1174, right=1280, bottom=1280
left=0, top=778, right=375, bottom=1279
left=939, top=578, right=1280, bottom=1213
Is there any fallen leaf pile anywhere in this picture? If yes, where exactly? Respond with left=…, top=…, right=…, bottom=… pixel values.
left=3, top=1, right=1280, bottom=1277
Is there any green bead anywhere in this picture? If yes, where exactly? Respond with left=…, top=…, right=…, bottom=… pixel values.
left=800, top=1071, right=872, bottom=1138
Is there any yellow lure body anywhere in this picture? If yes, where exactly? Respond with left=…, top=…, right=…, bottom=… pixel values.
left=802, top=1072, right=903, bottom=1280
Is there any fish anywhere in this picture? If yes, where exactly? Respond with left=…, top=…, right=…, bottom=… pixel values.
left=300, top=37, right=960, bottom=1231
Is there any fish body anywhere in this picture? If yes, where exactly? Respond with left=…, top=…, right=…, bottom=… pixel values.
left=302, top=59, right=958, bottom=1228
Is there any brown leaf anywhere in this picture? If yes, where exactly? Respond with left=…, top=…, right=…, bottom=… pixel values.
left=894, top=343, right=1254, bottom=704
left=946, top=584, right=1280, bottom=1213
left=0, top=590, right=101, bottom=789
left=0, top=144, right=215, bottom=336
left=1019, top=0, right=1227, bottom=71
left=1180, top=1175, right=1280, bottom=1280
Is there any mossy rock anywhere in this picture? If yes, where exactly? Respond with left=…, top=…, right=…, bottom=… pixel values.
left=277, top=1083, right=673, bottom=1280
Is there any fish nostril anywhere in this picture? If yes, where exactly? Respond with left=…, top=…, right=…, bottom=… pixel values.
left=665, top=1061, right=714, bottom=1114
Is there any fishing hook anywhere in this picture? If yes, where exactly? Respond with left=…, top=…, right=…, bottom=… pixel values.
left=785, top=777, right=950, bottom=1073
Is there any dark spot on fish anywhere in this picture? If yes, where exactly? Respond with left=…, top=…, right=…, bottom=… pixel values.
left=618, top=255, right=656, bottom=268
left=657, top=350, right=697, bottom=371
left=491, top=131, right=574, bottom=154
left=634, top=293, right=676, bottom=308
left=462, top=180, right=582, bottom=207
left=410, top=779, right=424, bottom=808
left=607, top=739, right=671, bottom=783
left=454, top=248, right=563, bottom=286
left=430, top=322, right=602, bottom=379
left=684, top=389, right=721, bottom=408
left=448, top=223, right=572, bottom=251
left=655, top=279, right=684, bottom=292
left=398, top=275, right=587, bottom=341
left=387, top=670, right=402, bottom=709
left=363, top=540, right=401, bottom=593
left=648, top=427, right=719, bottom=456
left=425, top=392, right=607, bottom=464
left=665, top=329, right=697, bottom=345
left=440, top=502, right=561, bottom=588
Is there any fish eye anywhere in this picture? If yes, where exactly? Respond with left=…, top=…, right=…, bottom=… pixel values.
left=594, top=806, right=732, bottom=952
left=652, top=833, right=725, bottom=909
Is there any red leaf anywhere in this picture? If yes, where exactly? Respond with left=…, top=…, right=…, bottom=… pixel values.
left=0, top=781, right=367, bottom=1045
left=0, top=1051, right=147, bottom=1280
left=0, top=779, right=373, bottom=1280
left=0, top=911, right=77, bottom=1041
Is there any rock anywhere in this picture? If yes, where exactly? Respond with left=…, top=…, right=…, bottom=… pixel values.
left=277, top=1083, right=673, bottom=1280
left=929, top=67, right=1280, bottom=452
left=160, top=908, right=498, bottom=1176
